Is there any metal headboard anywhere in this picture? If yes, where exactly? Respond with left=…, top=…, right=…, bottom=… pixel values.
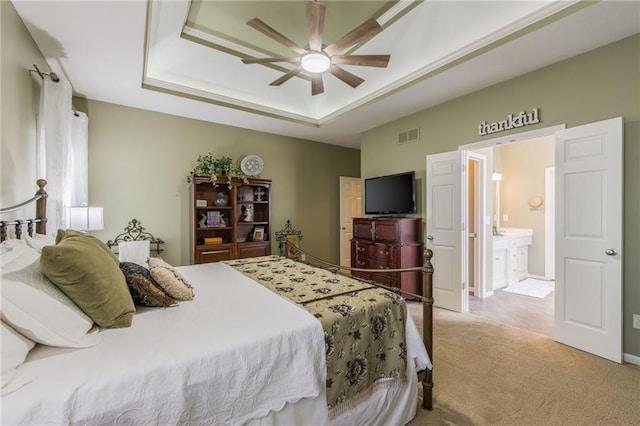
left=0, top=179, right=48, bottom=241
left=106, top=218, right=164, bottom=256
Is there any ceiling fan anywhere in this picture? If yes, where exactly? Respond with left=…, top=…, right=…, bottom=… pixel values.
left=241, top=0, right=390, bottom=96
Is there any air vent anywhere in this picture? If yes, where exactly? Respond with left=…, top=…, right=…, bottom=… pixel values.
left=398, top=127, right=420, bottom=144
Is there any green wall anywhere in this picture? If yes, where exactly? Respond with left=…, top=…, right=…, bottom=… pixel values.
left=0, top=1, right=46, bottom=210
left=361, top=34, right=640, bottom=357
left=1, top=0, right=359, bottom=271
left=84, top=100, right=360, bottom=267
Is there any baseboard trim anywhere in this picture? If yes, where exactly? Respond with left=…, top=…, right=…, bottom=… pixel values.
left=527, top=274, right=548, bottom=280
left=623, top=352, right=640, bottom=365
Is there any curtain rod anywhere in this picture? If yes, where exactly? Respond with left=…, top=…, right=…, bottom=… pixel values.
left=30, top=64, right=59, bottom=82
left=30, top=64, right=80, bottom=117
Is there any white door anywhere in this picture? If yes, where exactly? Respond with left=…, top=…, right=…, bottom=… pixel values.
left=554, top=117, right=623, bottom=363
left=339, top=177, right=362, bottom=270
left=426, top=151, right=464, bottom=312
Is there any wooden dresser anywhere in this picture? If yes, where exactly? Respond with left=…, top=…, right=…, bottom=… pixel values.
left=350, top=217, right=423, bottom=296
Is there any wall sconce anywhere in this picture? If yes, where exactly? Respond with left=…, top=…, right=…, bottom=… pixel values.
left=67, top=206, right=104, bottom=232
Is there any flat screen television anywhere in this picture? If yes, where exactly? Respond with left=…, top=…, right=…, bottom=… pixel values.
left=364, top=171, right=416, bottom=215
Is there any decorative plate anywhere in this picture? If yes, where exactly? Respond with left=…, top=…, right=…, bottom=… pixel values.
left=240, top=155, right=264, bottom=176
left=528, top=196, right=543, bottom=208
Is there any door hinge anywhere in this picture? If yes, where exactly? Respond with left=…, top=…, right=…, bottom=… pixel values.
left=462, top=281, right=467, bottom=290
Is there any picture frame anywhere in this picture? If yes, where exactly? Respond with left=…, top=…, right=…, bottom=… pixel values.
left=252, top=225, right=265, bottom=241
left=207, top=211, right=221, bottom=227
left=195, top=199, right=207, bottom=207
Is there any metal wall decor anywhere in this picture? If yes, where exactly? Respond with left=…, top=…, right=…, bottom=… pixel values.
left=106, top=218, right=164, bottom=256
left=275, top=220, right=303, bottom=257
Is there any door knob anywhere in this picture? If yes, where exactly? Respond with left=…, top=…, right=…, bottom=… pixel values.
left=605, top=248, right=618, bottom=256
left=427, top=235, right=434, bottom=241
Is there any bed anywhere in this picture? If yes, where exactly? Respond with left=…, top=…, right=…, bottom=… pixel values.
left=1, top=180, right=434, bottom=425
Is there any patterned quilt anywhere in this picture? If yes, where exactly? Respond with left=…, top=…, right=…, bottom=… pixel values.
left=225, top=256, right=407, bottom=414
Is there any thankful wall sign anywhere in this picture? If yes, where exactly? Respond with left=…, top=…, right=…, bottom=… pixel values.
left=478, top=108, right=540, bottom=136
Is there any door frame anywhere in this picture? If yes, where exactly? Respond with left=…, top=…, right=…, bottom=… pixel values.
left=464, top=151, right=487, bottom=298
left=459, top=124, right=566, bottom=312
left=544, top=167, right=555, bottom=280
left=339, top=176, right=362, bottom=271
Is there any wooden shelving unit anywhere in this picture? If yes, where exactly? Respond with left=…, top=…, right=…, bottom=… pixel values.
left=190, top=176, right=272, bottom=264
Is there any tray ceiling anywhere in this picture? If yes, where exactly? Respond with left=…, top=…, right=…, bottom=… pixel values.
left=12, top=0, right=640, bottom=148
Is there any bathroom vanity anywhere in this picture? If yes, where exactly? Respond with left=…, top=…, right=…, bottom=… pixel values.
left=492, top=228, right=533, bottom=289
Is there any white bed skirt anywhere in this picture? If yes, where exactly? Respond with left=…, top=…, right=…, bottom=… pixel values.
left=251, top=313, right=430, bottom=426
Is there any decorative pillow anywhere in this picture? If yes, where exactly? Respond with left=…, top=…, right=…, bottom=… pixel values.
left=1, top=321, right=35, bottom=396
left=41, top=231, right=135, bottom=328
left=120, top=262, right=175, bottom=307
left=1, top=259, right=100, bottom=348
left=55, top=229, right=119, bottom=265
left=147, top=257, right=194, bottom=301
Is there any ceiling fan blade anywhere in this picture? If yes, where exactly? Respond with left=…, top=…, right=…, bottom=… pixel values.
left=242, top=57, right=300, bottom=64
left=270, top=66, right=302, bottom=86
left=306, top=0, right=325, bottom=52
left=247, top=18, right=307, bottom=55
left=331, top=54, right=390, bottom=68
left=311, top=73, right=324, bottom=96
left=329, top=65, right=364, bottom=88
left=323, top=18, right=382, bottom=56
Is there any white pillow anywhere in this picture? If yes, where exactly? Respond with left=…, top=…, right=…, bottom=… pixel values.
left=118, top=240, right=150, bottom=268
left=0, top=238, right=30, bottom=262
left=1, top=251, right=101, bottom=348
left=25, top=233, right=56, bottom=251
left=1, top=320, right=35, bottom=395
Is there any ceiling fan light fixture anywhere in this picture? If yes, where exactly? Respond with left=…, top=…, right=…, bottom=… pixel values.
left=301, top=52, right=330, bottom=73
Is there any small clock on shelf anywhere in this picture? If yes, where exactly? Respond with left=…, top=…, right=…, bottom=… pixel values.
left=240, top=155, right=264, bottom=176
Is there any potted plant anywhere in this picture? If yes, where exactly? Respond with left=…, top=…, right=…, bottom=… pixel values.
left=186, top=153, right=248, bottom=188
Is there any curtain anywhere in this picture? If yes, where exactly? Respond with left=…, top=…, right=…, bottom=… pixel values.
left=36, top=76, right=88, bottom=235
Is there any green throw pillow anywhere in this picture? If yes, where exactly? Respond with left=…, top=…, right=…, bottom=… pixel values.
left=55, top=229, right=119, bottom=264
left=41, top=232, right=135, bottom=328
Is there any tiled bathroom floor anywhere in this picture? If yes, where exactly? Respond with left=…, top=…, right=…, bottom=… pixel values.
left=468, top=285, right=554, bottom=337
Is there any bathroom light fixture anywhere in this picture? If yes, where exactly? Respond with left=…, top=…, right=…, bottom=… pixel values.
left=300, top=52, right=331, bottom=73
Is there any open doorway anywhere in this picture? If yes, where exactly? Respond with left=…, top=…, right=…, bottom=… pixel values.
left=427, top=118, right=623, bottom=362
left=465, top=135, right=556, bottom=337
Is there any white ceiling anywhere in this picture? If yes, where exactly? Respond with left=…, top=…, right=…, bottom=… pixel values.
left=12, top=0, right=640, bottom=149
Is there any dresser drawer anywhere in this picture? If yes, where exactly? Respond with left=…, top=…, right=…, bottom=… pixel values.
left=237, top=242, right=270, bottom=259
left=353, top=220, right=374, bottom=239
left=370, top=242, right=398, bottom=262
left=373, top=221, right=399, bottom=242
left=196, top=245, right=234, bottom=263
left=352, top=239, right=370, bottom=257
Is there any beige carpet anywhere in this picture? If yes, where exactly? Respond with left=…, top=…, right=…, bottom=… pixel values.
left=407, top=303, right=640, bottom=425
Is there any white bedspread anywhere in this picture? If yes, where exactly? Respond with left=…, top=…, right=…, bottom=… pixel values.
left=2, top=263, right=326, bottom=426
